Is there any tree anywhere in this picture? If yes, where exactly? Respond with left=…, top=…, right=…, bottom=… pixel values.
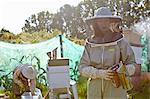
left=123, top=0, right=150, bottom=27
left=50, top=4, right=85, bottom=37
left=108, top=0, right=150, bottom=27
left=0, top=28, right=11, bottom=33
left=78, top=0, right=150, bottom=28
left=50, top=12, right=64, bottom=33
left=22, top=11, right=54, bottom=33
left=22, top=0, right=150, bottom=37
left=78, top=0, right=108, bottom=18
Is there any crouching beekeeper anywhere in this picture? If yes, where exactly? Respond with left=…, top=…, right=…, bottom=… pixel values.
left=12, top=64, right=37, bottom=99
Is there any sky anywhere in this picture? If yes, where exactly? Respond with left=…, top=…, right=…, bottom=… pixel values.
left=0, top=0, right=82, bottom=34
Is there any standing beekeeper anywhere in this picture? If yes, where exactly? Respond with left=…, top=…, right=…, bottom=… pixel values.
left=79, top=7, right=136, bottom=99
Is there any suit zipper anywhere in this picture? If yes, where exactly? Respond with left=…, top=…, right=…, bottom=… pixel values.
left=101, top=46, right=104, bottom=99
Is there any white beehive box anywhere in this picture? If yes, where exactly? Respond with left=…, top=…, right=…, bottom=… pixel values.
left=47, top=59, right=70, bottom=89
left=131, top=46, right=142, bottom=64
left=21, top=92, right=39, bottom=99
left=21, top=88, right=42, bottom=99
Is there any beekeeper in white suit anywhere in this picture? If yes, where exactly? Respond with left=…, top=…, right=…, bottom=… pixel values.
left=79, top=7, right=136, bottom=99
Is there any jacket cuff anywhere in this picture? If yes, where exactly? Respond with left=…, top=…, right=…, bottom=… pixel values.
left=80, top=66, right=100, bottom=79
left=126, top=64, right=135, bottom=76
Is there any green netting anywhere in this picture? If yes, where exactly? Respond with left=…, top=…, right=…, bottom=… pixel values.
left=0, top=35, right=84, bottom=82
left=0, top=36, right=61, bottom=84
left=141, top=34, right=149, bottom=72
left=0, top=33, right=149, bottom=83
left=62, top=36, right=84, bottom=80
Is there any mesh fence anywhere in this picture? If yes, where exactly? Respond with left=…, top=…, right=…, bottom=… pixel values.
left=0, top=35, right=84, bottom=81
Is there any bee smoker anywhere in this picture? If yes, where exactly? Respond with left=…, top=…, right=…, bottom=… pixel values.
left=117, top=61, right=133, bottom=91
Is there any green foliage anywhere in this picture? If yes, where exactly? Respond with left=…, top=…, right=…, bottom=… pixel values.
left=0, top=29, right=61, bottom=44
left=4, top=90, right=16, bottom=99
left=31, top=56, right=47, bottom=85
left=27, top=0, right=150, bottom=36
left=0, top=71, right=12, bottom=91
left=22, top=11, right=54, bottom=33
left=2, top=1, right=149, bottom=39
left=0, top=32, right=16, bottom=42
left=77, top=76, right=88, bottom=99
left=70, top=61, right=79, bottom=81
left=0, top=28, right=11, bottom=33
left=129, top=78, right=150, bottom=99
left=1, top=0, right=149, bottom=38
left=68, top=36, right=85, bottom=45
left=36, top=83, right=48, bottom=98
left=10, top=56, right=27, bottom=64
left=123, top=0, right=150, bottom=27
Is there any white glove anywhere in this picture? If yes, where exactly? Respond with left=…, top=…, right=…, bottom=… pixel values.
left=80, top=66, right=114, bottom=80
left=98, top=69, right=114, bottom=80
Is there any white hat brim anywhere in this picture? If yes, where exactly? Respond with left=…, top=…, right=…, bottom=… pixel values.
left=21, top=65, right=37, bottom=79
left=86, top=15, right=122, bottom=21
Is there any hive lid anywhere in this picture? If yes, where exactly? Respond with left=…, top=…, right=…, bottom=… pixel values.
left=48, top=58, right=69, bottom=66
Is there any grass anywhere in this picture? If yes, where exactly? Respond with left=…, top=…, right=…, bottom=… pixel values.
left=0, top=75, right=149, bottom=99
left=77, top=75, right=150, bottom=99
left=130, top=84, right=150, bottom=99
left=76, top=76, right=87, bottom=99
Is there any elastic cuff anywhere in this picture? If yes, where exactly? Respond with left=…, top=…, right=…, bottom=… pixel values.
left=126, top=64, right=135, bottom=76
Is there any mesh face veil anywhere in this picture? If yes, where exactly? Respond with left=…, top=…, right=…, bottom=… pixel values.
left=109, top=22, right=122, bottom=33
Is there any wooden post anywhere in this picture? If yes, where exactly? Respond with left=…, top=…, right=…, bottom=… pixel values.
left=59, top=35, right=63, bottom=58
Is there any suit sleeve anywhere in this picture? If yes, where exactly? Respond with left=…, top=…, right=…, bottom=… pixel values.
left=78, top=44, right=103, bottom=79
left=30, top=79, right=36, bottom=94
left=120, top=39, right=136, bottom=76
